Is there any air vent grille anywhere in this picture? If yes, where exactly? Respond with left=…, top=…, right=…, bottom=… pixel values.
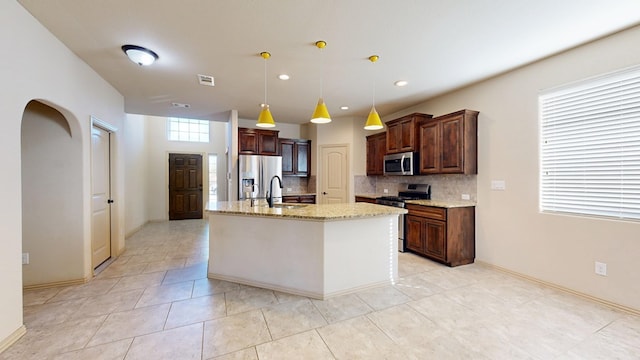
left=171, top=102, right=191, bottom=108
left=197, top=74, right=215, bottom=86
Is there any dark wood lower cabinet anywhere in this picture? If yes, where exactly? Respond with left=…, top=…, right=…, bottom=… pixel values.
left=282, top=195, right=316, bottom=204
left=406, top=204, right=475, bottom=267
left=355, top=196, right=377, bottom=204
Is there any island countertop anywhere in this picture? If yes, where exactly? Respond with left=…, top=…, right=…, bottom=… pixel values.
left=206, top=201, right=407, bottom=220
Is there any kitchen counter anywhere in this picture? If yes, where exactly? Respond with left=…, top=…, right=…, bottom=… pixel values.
left=354, top=194, right=476, bottom=208
left=206, top=201, right=403, bottom=299
left=406, top=199, right=476, bottom=208
left=207, top=201, right=407, bottom=220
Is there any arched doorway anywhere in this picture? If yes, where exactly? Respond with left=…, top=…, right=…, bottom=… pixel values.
left=21, top=100, right=85, bottom=287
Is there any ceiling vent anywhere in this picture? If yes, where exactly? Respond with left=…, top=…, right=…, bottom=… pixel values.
left=171, top=102, right=191, bottom=108
left=197, top=74, right=215, bottom=86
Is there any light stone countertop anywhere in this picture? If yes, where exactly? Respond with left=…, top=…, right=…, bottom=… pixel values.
left=405, top=199, right=476, bottom=208
left=206, top=201, right=407, bottom=220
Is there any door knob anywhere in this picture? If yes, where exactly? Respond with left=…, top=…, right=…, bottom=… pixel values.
left=322, top=192, right=328, bottom=195
left=107, top=199, right=114, bottom=204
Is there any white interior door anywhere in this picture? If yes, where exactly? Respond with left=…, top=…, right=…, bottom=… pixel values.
left=320, top=145, right=349, bottom=204
left=91, top=126, right=111, bottom=268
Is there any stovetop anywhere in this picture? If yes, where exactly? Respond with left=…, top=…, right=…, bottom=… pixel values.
left=375, top=184, right=431, bottom=207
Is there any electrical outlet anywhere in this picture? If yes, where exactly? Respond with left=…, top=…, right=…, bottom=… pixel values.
left=22, top=253, right=29, bottom=265
left=286, top=188, right=292, bottom=192
left=461, top=194, right=470, bottom=200
left=383, top=189, right=388, bottom=193
left=595, top=261, right=607, bottom=276
left=491, top=180, right=506, bottom=191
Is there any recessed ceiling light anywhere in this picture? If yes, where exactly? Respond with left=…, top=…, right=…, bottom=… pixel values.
left=394, top=80, right=408, bottom=87
left=278, top=74, right=290, bottom=80
left=340, top=106, right=349, bottom=110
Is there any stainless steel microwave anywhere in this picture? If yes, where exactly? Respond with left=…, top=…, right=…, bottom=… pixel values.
left=383, top=151, right=418, bottom=175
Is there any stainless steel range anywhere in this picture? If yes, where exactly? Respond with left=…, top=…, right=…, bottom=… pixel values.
left=376, top=184, right=431, bottom=252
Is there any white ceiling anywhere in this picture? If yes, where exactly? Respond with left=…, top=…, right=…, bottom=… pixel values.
left=18, top=0, right=640, bottom=124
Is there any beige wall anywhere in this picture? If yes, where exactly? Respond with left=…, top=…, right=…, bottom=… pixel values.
left=21, top=101, right=85, bottom=286
left=385, top=26, right=640, bottom=310
left=124, top=114, right=148, bottom=236
left=143, top=116, right=228, bottom=221
left=0, top=0, right=125, bottom=345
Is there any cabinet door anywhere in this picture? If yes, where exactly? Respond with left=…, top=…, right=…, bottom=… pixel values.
left=239, top=131, right=259, bottom=154
left=419, top=121, right=440, bottom=174
left=406, top=215, right=425, bottom=252
left=424, top=220, right=446, bottom=261
left=296, top=141, right=310, bottom=176
left=259, top=132, right=279, bottom=155
left=386, top=122, right=400, bottom=153
left=399, top=118, right=415, bottom=152
left=374, top=135, right=386, bottom=174
left=366, top=133, right=385, bottom=175
left=440, top=114, right=464, bottom=173
left=280, top=140, right=295, bottom=175
left=282, top=195, right=299, bottom=203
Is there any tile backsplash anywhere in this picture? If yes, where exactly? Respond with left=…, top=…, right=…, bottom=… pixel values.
left=355, top=174, right=477, bottom=201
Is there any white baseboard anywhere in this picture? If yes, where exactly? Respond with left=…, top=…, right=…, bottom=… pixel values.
left=0, top=325, right=26, bottom=354
left=477, top=260, right=640, bottom=316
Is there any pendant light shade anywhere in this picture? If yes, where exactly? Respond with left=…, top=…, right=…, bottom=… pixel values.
left=364, top=54, right=384, bottom=130
left=311, top=98, right=331, bottom=124
left=310, top=41, right=331, bottom=124
left=364, top=106, right=383, bottom=130
left=257, top=104, right=275, bottom=127
left=256, top=51, right=276, bottom=128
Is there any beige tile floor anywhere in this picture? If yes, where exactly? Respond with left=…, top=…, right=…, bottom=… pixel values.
left=3, top=219, right=640, bottom=359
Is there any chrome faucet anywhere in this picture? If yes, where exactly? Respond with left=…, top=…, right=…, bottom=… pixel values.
left=266, top=175, right=283, bottom=208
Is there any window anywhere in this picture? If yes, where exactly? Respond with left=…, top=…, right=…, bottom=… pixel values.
left=167, top=118, right=209, bottom=142
left=540, top=65, right=640, bottom=221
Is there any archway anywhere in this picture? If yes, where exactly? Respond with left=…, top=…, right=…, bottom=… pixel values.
left=21, top=100, right=85, bottom=288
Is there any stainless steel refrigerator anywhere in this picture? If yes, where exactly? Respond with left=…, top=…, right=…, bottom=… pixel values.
left=238, top=155, right=283, bottom=203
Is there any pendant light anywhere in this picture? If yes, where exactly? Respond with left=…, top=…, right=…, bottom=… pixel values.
left=256, top=51, right=276, bottom=128
left=310, top=40, right=331, bottom=124
left=364, top=55, right=384, bottom=130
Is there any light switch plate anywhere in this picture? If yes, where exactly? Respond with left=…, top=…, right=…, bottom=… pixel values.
left=595, top=261, right=607, bottom=276
left=22, top=253, right=29, bottom=265
left=461, top=194, right=471, bottom=200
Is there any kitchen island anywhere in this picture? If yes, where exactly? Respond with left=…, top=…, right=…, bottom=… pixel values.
left=206, top=201, right=407, bottom=299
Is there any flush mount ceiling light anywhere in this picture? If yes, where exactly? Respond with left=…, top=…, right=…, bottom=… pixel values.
left=121, top=45, right=158, bottom=66
left=278, top=74, right=290, bottom=80
left=310, top=40, right=331, bottom=124
left=256, top=51, right=276, bottom=128
left=364, top=55, right=384, bottom=131
left=394, top=80, right=408, bottom=87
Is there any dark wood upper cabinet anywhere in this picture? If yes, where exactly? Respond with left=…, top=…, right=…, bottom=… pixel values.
left=385, top=113, right=432, bottom=154
left=419, top=109, right=478, bottom=174
left=238, top=127, right=279, bottom=155
left=366, top=132, right=386, bottom=176
left=279, top=138, right=311, bottom=177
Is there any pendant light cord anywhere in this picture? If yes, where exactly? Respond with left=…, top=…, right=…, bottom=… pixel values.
left=264, top=56, right=268, bottom=105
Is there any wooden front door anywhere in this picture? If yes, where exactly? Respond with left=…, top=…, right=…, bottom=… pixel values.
left=169, top=153, right=203, bottom=220
left=91, top=126, right=112, bottom=268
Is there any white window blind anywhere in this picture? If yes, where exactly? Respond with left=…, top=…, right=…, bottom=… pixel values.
left=540, top=65, right=640, bottom=221
left=168, top=118, right=210, bottom=143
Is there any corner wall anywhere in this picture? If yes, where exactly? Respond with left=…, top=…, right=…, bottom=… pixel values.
left=386, top=25, right=640, bottom=310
